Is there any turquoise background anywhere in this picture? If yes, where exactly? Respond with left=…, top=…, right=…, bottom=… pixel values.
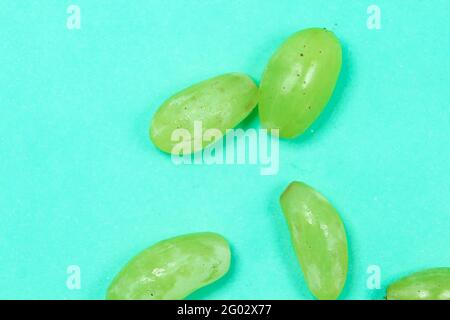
left=1, top=0, right=449, bottom=300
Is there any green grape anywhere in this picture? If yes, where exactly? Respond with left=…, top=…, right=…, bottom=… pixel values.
left=259, top=28, right=342, bottom=138
left=106, top=232, right=231, bottom=300
left=280, top=181, right=348, bottom=300
left=150, top=73, right=258, bottom=154
left=387, top=268, right=450, bottom=300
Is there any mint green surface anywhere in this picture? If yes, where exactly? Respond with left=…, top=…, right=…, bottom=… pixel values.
left=0, top=0, right=449, bottom=300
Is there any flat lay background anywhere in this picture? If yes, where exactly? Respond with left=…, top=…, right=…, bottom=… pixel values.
left=1, top=0, right=449, bottom=299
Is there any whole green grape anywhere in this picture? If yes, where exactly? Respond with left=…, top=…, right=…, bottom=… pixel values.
left=280, top=181, right=348, bottom=300
left=259, top=28, right=342, bottom=138
left=150, top=73, right=258, bottom=154
left=106, top=232, right=231, bottom=300
left=387, top=268, right=450, bottom=300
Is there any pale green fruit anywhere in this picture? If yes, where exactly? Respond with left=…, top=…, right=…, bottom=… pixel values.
left=280, top=181, right=348, bottom=300
left=259, top=28, right=342, bottom=138
left=387, top=268, right=450, bottom=300
left=150, top=73, right=258, bottom=154
left=106, top=232, right=231, bottom=300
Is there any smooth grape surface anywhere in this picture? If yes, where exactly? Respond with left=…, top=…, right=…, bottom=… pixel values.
left=150, top=73, right=258, bottom=154
left=106, top=232, right=231, bottom=300
left=387, top=268, right=450, bottom=300
left=280, top=181, right=348, bottom=300
left=259, top=28, right=342, bottom=138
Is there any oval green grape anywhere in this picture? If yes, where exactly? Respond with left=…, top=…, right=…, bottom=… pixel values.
left=280, top=181, right=348, bottom=300
left=387, top=268, right=450, bottom=300
left=259, top=28, right=342, bottom=138
left=150, top=73, right=258, bottom=154
left=106, top=232, right=231, bottom=300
